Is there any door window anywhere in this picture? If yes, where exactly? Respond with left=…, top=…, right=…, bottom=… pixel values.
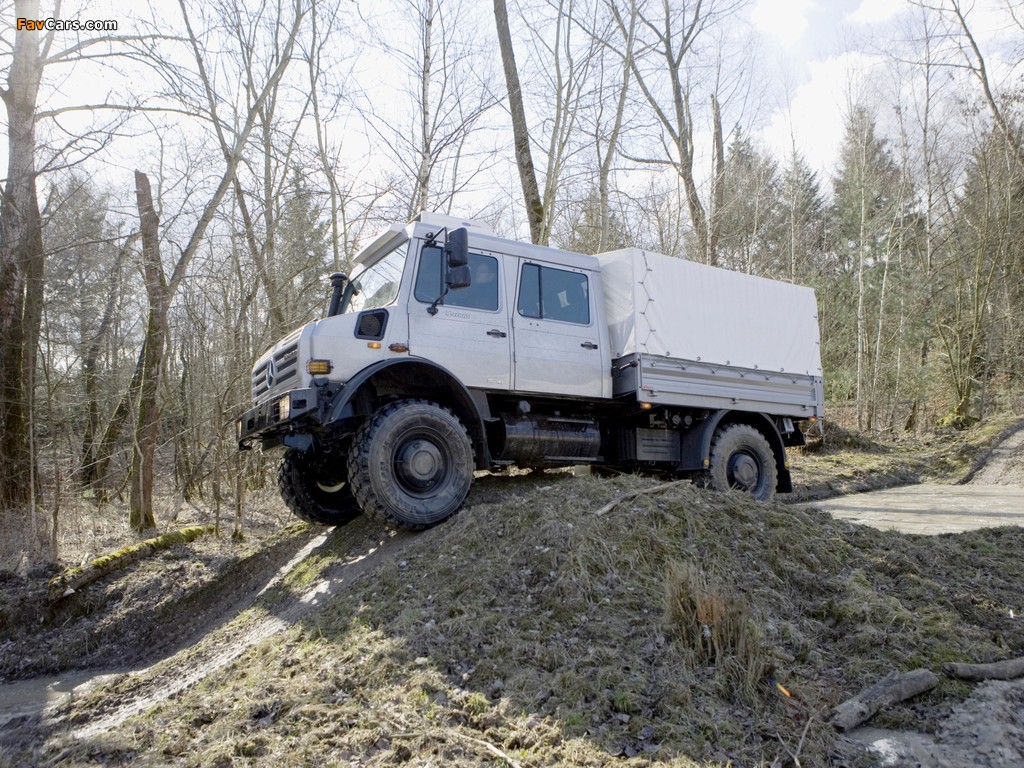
left=517, top=263, right=590, bottom=325
left=414, top=247, right=499, bottom=311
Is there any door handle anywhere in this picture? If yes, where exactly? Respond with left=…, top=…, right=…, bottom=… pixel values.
left=487, top=329, right=507, bottom=338
left=581, top=341, right=599, bottom=350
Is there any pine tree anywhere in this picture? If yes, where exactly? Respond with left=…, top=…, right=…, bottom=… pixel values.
left=779, top=150, right=826, bottom=284
left=829, top=106, right=902, bottom=429
left=718, top=132, right=783, bottom=276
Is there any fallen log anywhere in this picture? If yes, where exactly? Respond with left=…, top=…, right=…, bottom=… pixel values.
left=943, top=657, right=1024, bottom=681
left=48, top=526, right=216, bottom=605
left=829, top=669, right=939, bottom=731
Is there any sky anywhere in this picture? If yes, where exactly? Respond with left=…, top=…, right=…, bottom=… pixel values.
left=3, top=0, right=1019, bottom=226
left=751, top=0, right=899, bottom=179
left=749, top=0, right=1019, bottom=183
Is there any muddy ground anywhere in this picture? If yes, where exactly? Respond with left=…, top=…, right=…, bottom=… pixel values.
left=0, top=419, right=1023, bottom=767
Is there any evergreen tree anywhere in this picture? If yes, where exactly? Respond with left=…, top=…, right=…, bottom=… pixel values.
left=557, top=187, right=628, bottom=254
left=273, top=170, right=332, bottom=329
left=936, top=128, right=1024, bottom=425
left=779, top=149, right=826, bottom=284
left=828, top=106, right=903, bottom=428
left=718, top=132, right=783, bottom=276
left=41, top=176, right=127, bottom=493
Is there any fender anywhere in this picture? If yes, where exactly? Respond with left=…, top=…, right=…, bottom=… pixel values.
left=324, top=357, right=490, bottom=468
left=679, top=410, right=792, bottom=493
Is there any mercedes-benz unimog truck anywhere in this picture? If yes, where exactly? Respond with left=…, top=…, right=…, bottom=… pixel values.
left=238, top=213, right=824, bottom=529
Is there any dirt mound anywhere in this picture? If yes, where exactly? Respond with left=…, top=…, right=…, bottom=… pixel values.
left=21, top=472, right=1023, bottom=767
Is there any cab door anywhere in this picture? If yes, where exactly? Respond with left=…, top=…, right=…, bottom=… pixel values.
left=511, top=262, right=605, bottom=398
left=407, top=242, right=512, bottom=390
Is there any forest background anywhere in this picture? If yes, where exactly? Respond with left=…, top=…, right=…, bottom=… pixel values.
left=0, top=0, right=1022, bottom=562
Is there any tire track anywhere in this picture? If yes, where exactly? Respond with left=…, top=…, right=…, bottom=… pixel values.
left=61, top=518, right=416, bottom=741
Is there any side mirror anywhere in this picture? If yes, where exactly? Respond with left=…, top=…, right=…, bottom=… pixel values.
left=445, top=227, right=469, bottom=268
left=447, top=265, right=471, bottom=289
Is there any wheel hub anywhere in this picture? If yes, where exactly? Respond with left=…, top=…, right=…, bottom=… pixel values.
left=395, top=439, right=445, bottom=491
left=727, top=452, right=760, bottom=491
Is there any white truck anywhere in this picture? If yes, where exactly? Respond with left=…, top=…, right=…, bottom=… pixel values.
left=238, top=213, right=824, bottom=528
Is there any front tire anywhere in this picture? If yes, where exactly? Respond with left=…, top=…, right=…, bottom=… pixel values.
left=348, top=399, right=474, bottom=530
left=278, top=449, right=362, bottom=526
left=702, top=424, right=777, bottom=502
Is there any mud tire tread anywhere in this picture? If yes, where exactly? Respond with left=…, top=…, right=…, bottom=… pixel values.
left=278, top=449, right=362, bottom=526
left=347, top=399, right=473, bottom=530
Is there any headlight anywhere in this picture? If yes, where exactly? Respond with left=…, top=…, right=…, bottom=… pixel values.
left=276, top=394, right=291, bottom=421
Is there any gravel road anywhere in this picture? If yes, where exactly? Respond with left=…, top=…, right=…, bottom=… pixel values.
left=827, top=423, right=1024, bottom=768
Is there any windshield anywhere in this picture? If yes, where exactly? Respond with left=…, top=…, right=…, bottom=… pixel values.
left=344, top=241, right=408, bottom=314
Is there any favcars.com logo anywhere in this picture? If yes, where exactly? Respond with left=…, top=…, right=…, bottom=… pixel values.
left=17, top=17, right=118, bottom=31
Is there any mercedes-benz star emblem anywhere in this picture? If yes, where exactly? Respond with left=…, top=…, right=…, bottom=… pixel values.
left=266, top=358, right=276, bottom=388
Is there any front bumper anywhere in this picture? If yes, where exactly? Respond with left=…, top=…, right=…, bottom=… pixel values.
left=237, top=387, right=319, bottom=449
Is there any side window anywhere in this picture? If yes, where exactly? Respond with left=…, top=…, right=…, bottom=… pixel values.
left=413, top=245, right=444, bottom=303
left=414, top=247, right=499, bottom=312
left=517, top=264, right=590, bottom=325
left=448, top=254, right=499, bottom=311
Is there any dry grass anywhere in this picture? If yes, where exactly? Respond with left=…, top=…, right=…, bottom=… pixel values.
left=663, top=560, right=766, bottom=700
left=4, top=417, right=1024, bottom=766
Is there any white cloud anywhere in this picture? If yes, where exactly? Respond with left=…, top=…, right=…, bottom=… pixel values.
left=759, top=52, right=885, bottom=185
left=847, top=0, right=903, bottom=25
left=750, top=0, right=813, bottom=47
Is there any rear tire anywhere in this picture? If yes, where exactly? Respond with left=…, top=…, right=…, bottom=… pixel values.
left=278, top=449, right=362, bottom=526
left=702, top=424, right=777, bottom=502
left=348, top=399, right=474, bottom=530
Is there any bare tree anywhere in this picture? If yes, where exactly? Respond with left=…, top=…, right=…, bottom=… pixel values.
left=112, top=0, right=307, bottom=530
left=591, top=1, right=636, bottom=251
left=609, top=0, right=749, bottom=265
left=494, top=0, right=545, bottom=243
left=0, top=0, right=49, bottom=519
left=364, top=0, right=498, bottom=222
left=0, top=0, right=162, bottom=549
left=937, top=0, right=1024, bottom=171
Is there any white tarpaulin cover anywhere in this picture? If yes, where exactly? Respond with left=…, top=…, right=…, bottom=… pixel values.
left=595, top=249, right=823, bottom=376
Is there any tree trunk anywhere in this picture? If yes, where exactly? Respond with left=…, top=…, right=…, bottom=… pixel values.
left=129, top=171, right=166, bottom=532
left=412, top=0, right=435, bottom=218
left=0, top=0, right=46, bottom=516
left=708, top=94, right=726, bottom=267
left=494, top=0, right=544, bottom=244
left=81, top=240, right=130, bottom=490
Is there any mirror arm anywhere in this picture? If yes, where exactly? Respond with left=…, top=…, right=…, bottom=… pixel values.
left=425, top=227, right=447, bottom=248
left=427, top=286, right=450, bottom=316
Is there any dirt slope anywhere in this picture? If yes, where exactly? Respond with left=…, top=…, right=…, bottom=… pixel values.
left=1, top=420, right=1022, bottom=767
left=966, top=422, right=1024, bottom=486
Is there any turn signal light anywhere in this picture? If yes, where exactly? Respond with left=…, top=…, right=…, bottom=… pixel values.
left=306, top=359, right=333, bottom=375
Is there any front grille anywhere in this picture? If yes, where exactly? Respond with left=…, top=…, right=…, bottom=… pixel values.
left=252, top=339, right=300, bottom=400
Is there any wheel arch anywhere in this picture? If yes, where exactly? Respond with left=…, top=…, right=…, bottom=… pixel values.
left=682, top=409, right=792, bottom=493
left=325, top=358, right=489, bottom=469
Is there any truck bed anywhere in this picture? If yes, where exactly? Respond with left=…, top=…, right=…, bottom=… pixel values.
left=596, top=248, right=824, bottom=419
left=613, top=353, right=824, bottom=420
left=595, top=248, right=823, bottom=376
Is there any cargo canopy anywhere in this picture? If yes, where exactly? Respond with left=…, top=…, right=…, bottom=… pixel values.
left=595, top=249, right=823, bottom=376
